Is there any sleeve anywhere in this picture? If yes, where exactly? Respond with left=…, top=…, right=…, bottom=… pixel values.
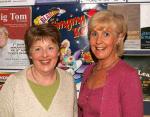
left=0, top=75, right=16, bottom=117
left=121, top=70, right=144, bottom=117
left=65, top=70, right=78, bottom=117
left=73, top=83, right=78, bottom=117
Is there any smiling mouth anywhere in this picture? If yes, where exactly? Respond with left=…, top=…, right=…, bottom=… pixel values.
left=40, top=60, right=50, bottom=64
left=96, top=47, right=105, bottom=50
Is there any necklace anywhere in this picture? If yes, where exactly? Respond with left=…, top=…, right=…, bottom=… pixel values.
left=30, top=66, right=57, bottom=86
left=31, top=66, right=40, bottom=84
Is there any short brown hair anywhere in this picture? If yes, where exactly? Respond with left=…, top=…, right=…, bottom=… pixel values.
left=24, top=23, right=61, bottom=56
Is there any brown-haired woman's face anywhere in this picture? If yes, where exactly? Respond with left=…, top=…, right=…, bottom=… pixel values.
left=89, top=25, right=119, bottom=60
left=29, top=37, right=60, bottom=73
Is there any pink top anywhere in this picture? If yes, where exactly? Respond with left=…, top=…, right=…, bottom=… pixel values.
left=78, top=83, right=103, bottom=117
left=78, top=59, right=143, bottom=117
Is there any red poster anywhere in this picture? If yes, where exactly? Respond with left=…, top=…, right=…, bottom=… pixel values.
left=0, top=7, right=31, bottom=69
left=0, top=7, right=31, bottom=39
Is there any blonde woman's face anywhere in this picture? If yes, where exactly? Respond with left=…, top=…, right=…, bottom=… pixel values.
left=89, top=25, right=119, bottom=61
left=0, top=29, right=8, bottom=48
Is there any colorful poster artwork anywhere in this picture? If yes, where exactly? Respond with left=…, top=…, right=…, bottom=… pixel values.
left=123, top=55, right=150, bottom=101
left=32, top=3, right=107, bottom=95
left=0, top=7, right=31, bottom=70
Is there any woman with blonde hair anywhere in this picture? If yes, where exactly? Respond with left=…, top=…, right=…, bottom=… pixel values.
left=78, top=10, right=143, bottom=117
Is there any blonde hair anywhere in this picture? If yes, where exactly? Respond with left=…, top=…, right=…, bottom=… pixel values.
left=88, top=10, right=127, bottom=56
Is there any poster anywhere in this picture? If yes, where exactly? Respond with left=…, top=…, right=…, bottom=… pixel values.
left=0, top=7, right=31, bottom=70
left=0, top=0, right=35, bottom=6
left=123, top=55, right=150, bottom=101
left=32, top=3, right=107, bottom=95
left=141, top=4, right=150, bottom=49
left=108, top=4, right=141, bottom=50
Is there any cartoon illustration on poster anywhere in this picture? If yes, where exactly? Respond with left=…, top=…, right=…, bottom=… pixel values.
left=0, top=7, right=31, bottom=70
left=32, top=3, right=107, bottom=95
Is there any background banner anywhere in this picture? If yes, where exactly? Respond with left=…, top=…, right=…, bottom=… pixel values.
left=0, top=7, right=31, bottom=70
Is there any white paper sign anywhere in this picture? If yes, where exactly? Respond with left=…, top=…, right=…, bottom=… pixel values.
left=0, top=0, right=35, bottom=6
left=80, top=0, right=126, bottom=3
left=128, top=0, right=150, bottom=2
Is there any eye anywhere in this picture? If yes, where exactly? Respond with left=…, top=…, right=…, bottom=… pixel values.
left=34, top=47, right=41, bottom=51
left=103, top=31, right=110, bottom=37
left=48, top=47, right=54, bottom=50
left=90, top=31, right=98, bottom=37
left=31, top=47, right=41, bottom=53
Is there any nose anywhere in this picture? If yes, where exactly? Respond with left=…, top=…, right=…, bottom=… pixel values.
left=42, top=49, right=49, bottom=58
left=96, top=33, right=103, bottom=44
